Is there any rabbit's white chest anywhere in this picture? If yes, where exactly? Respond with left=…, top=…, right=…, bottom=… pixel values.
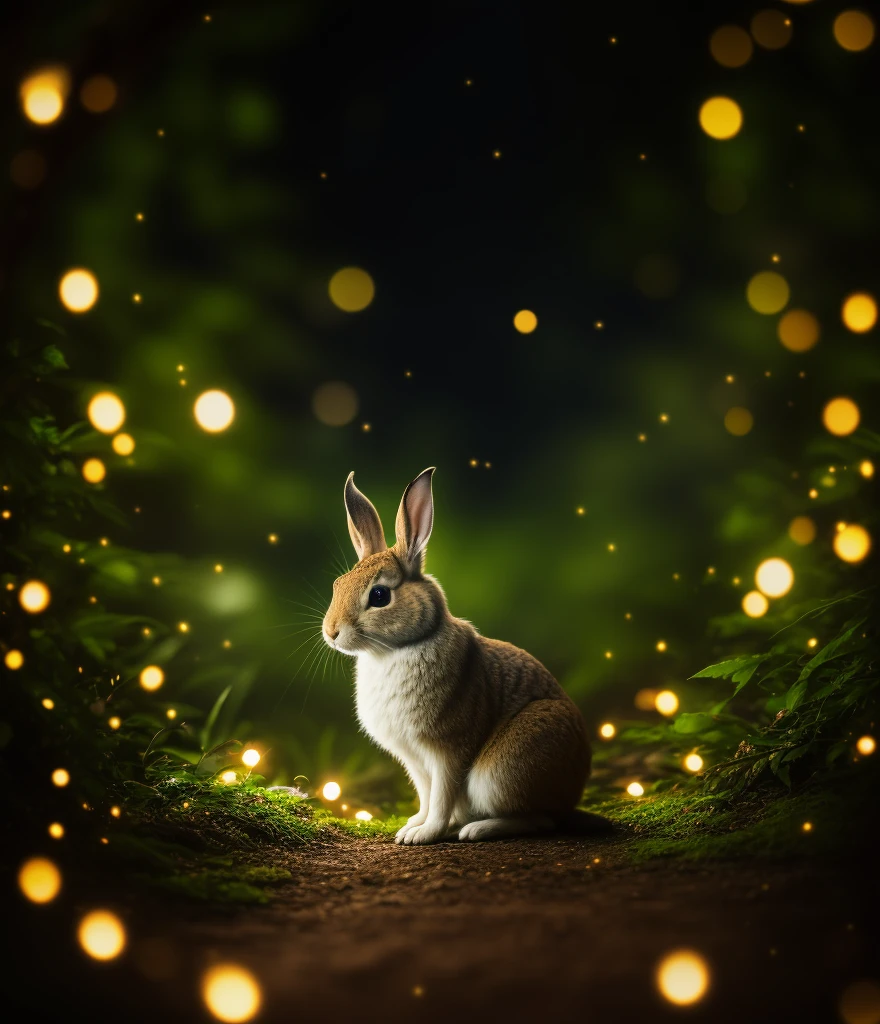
left=354, top=650, right=431, bottom=754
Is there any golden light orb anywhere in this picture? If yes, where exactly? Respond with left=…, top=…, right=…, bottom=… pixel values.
left=839, top=980, right=880, bottom=1024
left=18, top=857, right=62, bottom=903
left=110, top=806, right=121, bottom=818
left=698, top=96, right=743, bottom=139
left=112, top=432, right=135, bottom=456
left=709, top=25, right=753, bottom=67
left=823, top=397, right=860, bottom=437
left=777, top=309, right=820, bottom=352
left=322, top=781, right=341, bottom=800
left=5, top=649, right=24, bottom=670
left=220, top=770, right=237, bottom=785
left=201, top=963, right=263, bottom=1023
left=599, top=722, right=616, bottom=739
left=788, top=516, right=816, bottom=545
left=513, top=309, right=538, bottom=334
left=684, top=753, right=704, bottom=773
left=178, top=622, right=189, bottom=633
left=312, top=381, right=358, bottom=426
left=724, top=407, right=754, bottom=436
left=241, top=748, right=261, bottom=768
left=802, top=821, right=813, bottom=832
left=82, top=458, right=107, bottom=484
left=166, top=709, right=177, bottom=720
left=626, top=782, right=645, bottom=797
left=19, top=580, right=51, bottom=613
left=742, top=590, right=769, bottom=617
left=834, top=10, right=875, bottom=51
left=635, top=687, right=659, bottom=711
left=194, top=390, right=235, bottom=432
left=20, top=67, right=69, bottom=125
left=656, top=640, right=667, bottom=652
left=42, top=698, right=55, bottom=709
left=755, top=558, right=794, bottom=598
left=139, top=665, right=164, bottom=691
left=86, top=394, right=125, bottom=435
left=48, top=822, right=64, bottom=839
left=80, top=75, right=117, bottom=113
left=328, top=267, right=375, bottom=312
left=751, top=9, right=793, bottom=49
left=354, top=810, right=373, bottom=821
left=59, top=269, right=99, bottom=313
left=108, top=716, right=121, bottom=730
left=78, top=910, right=127, bottom=961
left=746, top=271, right=790, bottom=314
left=656, top=950, right=710, bottom=1006
left=860, top=460, right=874, bottom=478
left=52, top=768, right=70, bottom=787
left=856, top=735, right=876, bottom=756
left=214, top=564, right=224, bottom=573
left=807, top=637, right=818, bottom=648
left=841, top=292, right=877, bottom=333
left=655, top=690, right=679, bottom=716
left=834, top=524, right=871, bottom=563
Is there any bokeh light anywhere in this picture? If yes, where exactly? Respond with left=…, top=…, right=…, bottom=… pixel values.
left=59, top=269, right=99, bottom=312
left=194, top=390, right=236, bottom=432
left=220, top=771, right=237, bottom=784
left=839, top=979, right=880, bottom=1024
left=626, top=782, right=645, bottom=797
left=112, top=433, right=135, bottom=456
left=48, top=822, right=64, bottom=839
left=5, top=649, right=24, bottom=670
left=42, top=698, right=55, bottom=709
left=355, top=810, right=373, bottom=821
left=709, top=26, right=753, bottom=67
left=78, top=910, right=127, bottom=961
left=19, top=580, right=51, bottom=613
left=201, top=963, right=263, bottom=1023
left=80, top=75, right=117, bottom=113
left=742, top=590, right=769, bottom=617
left=329, top=267, right=375, bottom=312
left=82, top=458, right=106, bottom=483
left=20, top=66, right=69, bottom=125
left=788, top=516, right=816, bottom=545
left=108, top=716, right=121, bottom=730
left=599, top=722, right=616, bottom=739
left=860, top=460, right=874, bottom=478
left=834, top=524, right=871, bottom=563
left=746, top=271, right=789, bottom=314
left=241, top=748, right=261, bottom=768
left=751, top=9, right=793, bottom=49
left=698, top=96, right=743, bottom=139
left=755, top=558, right=794, bottom=598
left=684, top=753, right=704, bottom=773
left=312, top=381, right=359, bottom=426
left=322, top=781, right=341, bottom=800
left=833, top=10, right=875, bottom=51
left=655, top=690, right=679, bottom=716
left=513, top=309, right=538, bottom=334
left=777, top=309, right=820, bottom=352
left=52, top=768, right=70, bottom=787
left=822, top=397, right=860, bottom=436
left=724, top=407, right=753, bottom=436
left=139, top=665, right=164, bottom=691
left=656, top=950, right=710, bottom=1006
left=18, top=857, right=61, bottom=904
left=841, top=292, right=877, bottom=333
left=856, top=735, right=876, bottom=756
left=88, top=392, right=126, bottom=433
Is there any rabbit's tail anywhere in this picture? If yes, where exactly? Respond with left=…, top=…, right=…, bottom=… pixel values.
left=554, top=808, right=617, bottom=835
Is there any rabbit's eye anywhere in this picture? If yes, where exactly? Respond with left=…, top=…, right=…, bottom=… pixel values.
left=368, top=585, right=391, bottom=608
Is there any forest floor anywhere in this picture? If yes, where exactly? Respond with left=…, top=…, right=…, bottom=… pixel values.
left=13, top=824, right=880, bottom=1024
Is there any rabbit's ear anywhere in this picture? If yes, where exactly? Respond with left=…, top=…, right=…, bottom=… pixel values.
left=395, top=467, right=436, bottom=573
left=344, top=472, right=387, bottom=561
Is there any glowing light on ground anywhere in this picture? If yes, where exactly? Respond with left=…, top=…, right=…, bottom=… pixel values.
left=329, top=267, right=375, bottom=312
left=626, top=782, right=645, bottom=797
left=698, top=97, right=743, bottom=139
left=18, top=857, right=61, bottom=903
left=684, top=753, right=704, bottom=773
left=87, top=393, right=125, bottom=433
left=513, top=309, right=538, bottom=334
left=755, top=558, right=794, bottom=598
left=5, top=649, right=24, bottom=669
left=823, top=397, right=860, bottom=436
left=777, top=309, right=820, bottom=351
left=322, top=781, right=341, bottom=800
left=195, top=390, right=235, bottom=432
left=139, top=665, right=164, bottom=691
left=724, top=407, right=753, bottom=435
left=742, top=590, right=769, bottom=617
left=241, top=748, right=261, bottom=768
left=355, top=810, right=373, bottom=821
left=834, top=524, right=871, bottom=563
left=856, top=735, right=876, bottom=756
left=747, top=271, right=789, bottom=314
left=20, top=67, right=69, bottom=124
left=599, top=723, right=616, bottom=739
left=19, top=580, right=51, bottom=613
left=841, top=292, right=877, bottom=333
left=78, top=910, right=126, bottom=960
left=312, top=381, right=358, bottom=426
left=82, top=458, right=106, bottom=483
left=201, top=963, right=263, bottom=1023
left=112, top=433, right=135, bottom=455
left=655, top=691, right=679, bottom=716
left=48, top=822, right=64, bottom=839
left=788, top=516, right=816, bottom=545
left=709, top=25, right=753, bottom=67
left=834, top=10, right=875, bottom=51
left=59, top=269, right=98, bottom=312
left=656, top=950, right=710, bottom=1006
left=220, top=771, right=237, bottom=784
left=52, top=768, right=70, bottom=787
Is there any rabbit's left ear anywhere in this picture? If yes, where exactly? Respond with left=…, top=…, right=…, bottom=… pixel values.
left=395, top=467, right=435, bottom=573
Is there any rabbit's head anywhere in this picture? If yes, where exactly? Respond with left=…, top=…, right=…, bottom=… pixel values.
left=322, top=468, right=447, bottom=655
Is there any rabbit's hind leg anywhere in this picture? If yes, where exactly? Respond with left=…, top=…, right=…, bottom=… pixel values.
left=458, top=815, right=553, bottom=842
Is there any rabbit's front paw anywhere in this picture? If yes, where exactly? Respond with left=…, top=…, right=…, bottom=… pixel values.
left=399, top=822, right=446, bottom=845
left=395, top=814, right=426, bottom=842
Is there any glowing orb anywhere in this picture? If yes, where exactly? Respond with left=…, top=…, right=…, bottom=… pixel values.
left=724, top=407, right=754, bottom=436
left=747, top=271, right=789, bottom=314
left=709, top=25, right=753, bottom=67
left=322, top=781, right=341, bottom=801
left=59, top=269, right=99, bottom=312
left=18, top=857, right=61, bottom=903
left=839, top=980, right=880, bottom=1024
left=329, top=267, right=375, bottom=312
left=195, top=390, right=235, bottom=432
left=860, top=460, right=874, bottom=479
left=599, top=723, right=616, bottom=739
left=856, top=735, right=876, bottom=756
left=834, top=524, right=871, bottom=563
left=656, top=949, right=710, bottom=1006
left=20, top=67, right=69, bottom=125
left=80, top=75, right=117, bottom=113
left=82, top=458, right=106, bottom=483
left=751, top=9, right=793, bottom=49
left=312, top=381, right=358, bottom=426
left=48, top=822, right=64, bottom=839
left=655, top=690, right=679, bottom=716
left=87, top=392, right=125, bottom=433
left=684, top=753, right=704, bottom=773
left=656, top=640, right=667, bottom=652
left=635, top=688, right=659, bottom=711
left=112, top=433, right=135, bottom=456
left=19, top=580, right=51, bottom=613
left=355, top=810, right=373, bottom=821
left=201, top=963, right=263, bottom=1023
left=5, top=649, right=24, bottom=670
left=842, top=292, right=877, bottom=333
left=698, top=97, right=743, bottom=139
left=802, top=821, right=813, bottom=832
left=108, top=717, right=121, bottom=730
left=823, top=397, right=860, bottom=436
left=139, top=665, right=164, bottom=691
left=42, top=698, right=55, bottom=709
left=626, top=782, right=645, bottom=797
left=78, top=910, right=126, bottom=960
left=220, top=771, right=237, bottom=785
left=777, top=309, right=820, bottom=352
left=755, top=558, right=794, bottom=598
left=241, top=748, right=261, bottom=768
left=742, top=590, right=769, bottom=617
left=52, top=768, right=70, bottom=787
left=788, top=516, right=816, bottom=545
left=513, top=309, right=538, bottom=334
left=834, top=10, right=875, bottom=51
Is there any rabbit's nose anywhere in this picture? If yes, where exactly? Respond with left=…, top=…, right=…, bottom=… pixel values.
left=327, top=626, right=340, bottom=641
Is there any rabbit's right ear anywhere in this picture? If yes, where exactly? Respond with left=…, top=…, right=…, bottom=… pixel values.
left=344, top=472, right=387, bottom=562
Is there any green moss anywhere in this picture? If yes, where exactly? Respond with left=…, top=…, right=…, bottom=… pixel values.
left=150, top=862, right=293, bottom=904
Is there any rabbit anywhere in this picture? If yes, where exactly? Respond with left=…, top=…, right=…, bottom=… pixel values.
left=322, top=467, right=591, bottom=844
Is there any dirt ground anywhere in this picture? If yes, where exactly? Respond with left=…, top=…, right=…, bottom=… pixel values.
left=11, top=833, right=880, bottom=1023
